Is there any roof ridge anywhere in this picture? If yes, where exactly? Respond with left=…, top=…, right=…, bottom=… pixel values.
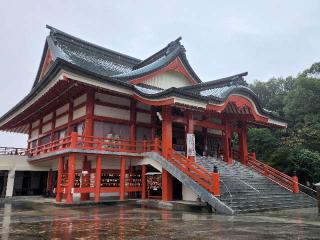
left=179, top=72, right=248, bottom=91
left=132, top=37, right=183, bottom=70
left=46, top=25, right=141, bottom=65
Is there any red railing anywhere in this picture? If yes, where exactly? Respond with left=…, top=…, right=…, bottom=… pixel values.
left=171, top=151, right=220, bottom=196
left=0, top=147, right=27, bottom=155
left=28, top=136, right=72, bottom=156
left=28, top=133, right=220, bottom=196
left=152, top=140, right=220, bottom=196
left=28, top=132, right=158, bottom=157
left=247, top=154, right=299, bottom=193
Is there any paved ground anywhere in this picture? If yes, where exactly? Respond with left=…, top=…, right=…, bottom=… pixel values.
left=0, top=198, right=319, bottom=239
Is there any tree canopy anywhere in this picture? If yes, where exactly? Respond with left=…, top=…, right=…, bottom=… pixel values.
left=248, top=62, right=320, bottom=185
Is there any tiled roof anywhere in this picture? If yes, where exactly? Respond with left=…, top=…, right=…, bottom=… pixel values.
left=113, top=37, right=202, bottom=83
left=40, top=26, right=141, bottom=84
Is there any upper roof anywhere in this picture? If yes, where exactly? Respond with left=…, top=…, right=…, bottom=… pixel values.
left=33, top=26, right=201, bottom=88
left=33, top=25, right=141, bottom=87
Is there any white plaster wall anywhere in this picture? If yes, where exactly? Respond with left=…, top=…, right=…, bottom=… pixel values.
left=136, top=157, right=162, bottom=172
left=42, top=122, right=52, bottom=133
left=94, top=104, right=130, bottom=120
left=182, top=184, right=198, bottom=201
left=136, top=112, right=151, bottom=124
left=73, top=93, right=87, bottom=107
left=56, top=103, right=69, bottom=116
left=5, top=170, right=15, bottom=197
left=55, top=114, right=68, bottom=127
left=143, top=71, right=192, bottom=89
left=73, top=105, right=86, bottom=120
left=0, top=155, right=48, bottom=171
left=31, top=119, right=40, bottom=129
left=30, top=128, right=39, bottom=139
left=43, top=112, right=53, bottom=122
left=95, top=92, right=130, bottom=106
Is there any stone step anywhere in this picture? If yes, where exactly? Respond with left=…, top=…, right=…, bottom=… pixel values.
left=234, top=203, right=316, bottom=213
left=196, top=156, right=317, bottom=214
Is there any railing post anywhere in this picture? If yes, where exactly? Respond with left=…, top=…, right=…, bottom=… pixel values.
left=212, top=166, right=220, bottom=196
left=155, top=137, right=159, bottom=152
left=263, top=165, right=268, bottom=176
left=143, top=140, right=147, bottom=152
left=70, top=132, right=78, bottom=149
left=97, top=138, right=102, bottom=150
left=292, top=171, right=299, bottom=193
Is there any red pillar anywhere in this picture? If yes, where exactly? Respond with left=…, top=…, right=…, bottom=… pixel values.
left=162, top=169, right=173, bottom=201
left=162, top=106, right=172, bottom=158
left=80, top=157, right=91, bottom=201
left=239, top=122, right=248, bottom=165
left=292, top=175, right=299, bottom=193
left=95, top=155, right=102, bottom=202
left=223, top=121, right=232, bottom=164
left=212, top=172, right=220, bottom=196
left=141, top=165, right=147, bottom=199
left=56, top=157, right=64, bottom=202
left=120, top=157, right=126, bottom=200
left=66, top=153, right=76, bottom=204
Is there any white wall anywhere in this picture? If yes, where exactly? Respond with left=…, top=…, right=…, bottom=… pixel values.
left=143, top=71, right=193, bottom=89
left=182, top=184, right=198, bottom=201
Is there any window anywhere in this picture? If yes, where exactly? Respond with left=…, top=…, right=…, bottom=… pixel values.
left=93, top=121, right=129, bottom=139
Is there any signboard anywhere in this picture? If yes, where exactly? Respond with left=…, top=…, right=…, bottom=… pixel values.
left=186, top=133, right=196, bottom=157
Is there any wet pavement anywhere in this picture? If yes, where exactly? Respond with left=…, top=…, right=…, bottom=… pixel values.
left=0, top=199, right=320, bottom=239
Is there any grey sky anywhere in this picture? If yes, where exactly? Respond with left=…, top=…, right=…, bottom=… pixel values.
left=0, top=0, right=319, bottom=147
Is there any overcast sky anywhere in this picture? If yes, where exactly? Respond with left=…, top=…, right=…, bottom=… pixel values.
left=0, top=0, right=319, bottom=147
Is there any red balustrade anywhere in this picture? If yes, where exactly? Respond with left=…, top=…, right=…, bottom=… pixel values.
left=247, top=154, right=299, bottom=193
left=28, top=133, right=220, bottom=196
left=152, top=140, right=220, bottom=196
left=28, top=132, right=158, bottom=157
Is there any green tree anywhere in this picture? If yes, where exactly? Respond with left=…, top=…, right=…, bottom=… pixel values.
left=250, top=77, right=294, bottom=117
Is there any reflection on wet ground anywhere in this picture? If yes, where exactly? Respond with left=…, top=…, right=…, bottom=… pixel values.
left=0, top=200, right=320, bottom=240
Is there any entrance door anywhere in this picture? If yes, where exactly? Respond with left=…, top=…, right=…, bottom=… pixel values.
left=0, top=171, right=8, bottom=198
left=195, top=132, right=204, bottom=156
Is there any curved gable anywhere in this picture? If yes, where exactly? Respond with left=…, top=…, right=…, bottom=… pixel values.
left=142, top=71, right=193, bottom=89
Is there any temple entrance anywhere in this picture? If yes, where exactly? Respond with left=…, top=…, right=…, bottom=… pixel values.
left=13, top=171, right=48, bottom=196
left=172, top=177, right=182, bottom=200
left=0, top=171, right=8, bottom=198
left=195, top=132, right=204, bottom=156
left=172, top=123, right=186, bottom=153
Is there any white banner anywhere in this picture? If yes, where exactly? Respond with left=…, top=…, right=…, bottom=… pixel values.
left=186, top=133, right=196, bottom=157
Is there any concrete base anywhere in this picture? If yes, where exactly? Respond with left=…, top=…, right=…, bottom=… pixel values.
left=136, top=199, right=210, bottom=212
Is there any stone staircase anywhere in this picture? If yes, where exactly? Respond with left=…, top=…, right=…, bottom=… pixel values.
left=145, top=152, right=234, bottom=215
left=196, top=156, right=317, bottom=214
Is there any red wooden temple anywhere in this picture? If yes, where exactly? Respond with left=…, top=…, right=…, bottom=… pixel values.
left=1, top=26, right=306, bottom=214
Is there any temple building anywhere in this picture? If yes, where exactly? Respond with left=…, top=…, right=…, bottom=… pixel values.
left=0, top=26, right=315, bottom=214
